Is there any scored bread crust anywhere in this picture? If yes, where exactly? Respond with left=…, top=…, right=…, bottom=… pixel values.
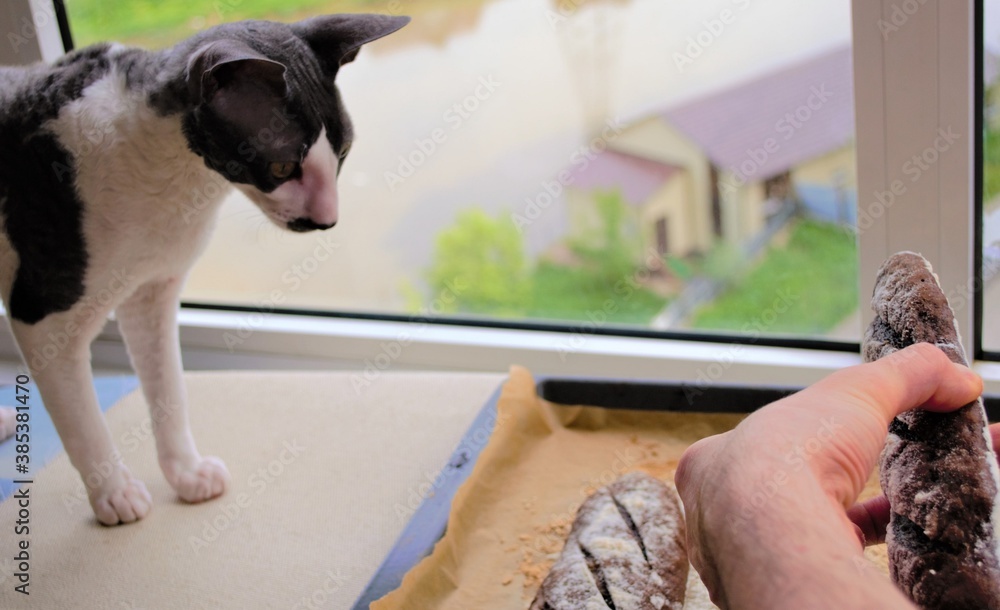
left=863, top=251, right=1000, bottom=609
left=529, top=471, right=688, bottom=610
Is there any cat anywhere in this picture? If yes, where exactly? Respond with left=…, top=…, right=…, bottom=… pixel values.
left=0, top=13, right=409, bottom=525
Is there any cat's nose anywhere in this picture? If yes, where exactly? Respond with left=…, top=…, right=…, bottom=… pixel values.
left=287, top=218, right=336, bottom=232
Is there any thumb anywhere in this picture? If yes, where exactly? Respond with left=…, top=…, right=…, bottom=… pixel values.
left=814, top=343, right=982, bottom=424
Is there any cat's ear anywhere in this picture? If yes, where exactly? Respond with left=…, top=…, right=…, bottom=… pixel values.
left=187, top=39, right=288, bottom=104
left=292, top=14, right=410, bottom=73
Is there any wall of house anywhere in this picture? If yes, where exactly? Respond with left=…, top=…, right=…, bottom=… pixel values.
left=639, top=170, right=707, bottom=257
left=717, top=176, right=767, bottom=245
left=792, top=145, right=857, bottom=190
left=610, top=118, right=714, bottom=251
left=792, top=145, right=857, bottom=225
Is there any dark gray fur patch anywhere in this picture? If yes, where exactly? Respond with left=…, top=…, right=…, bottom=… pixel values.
left=0, top=15, right=407, bottom=324
left=0, top=44, right=117, bottom=324
left=147, top=20, right=354, bottom=194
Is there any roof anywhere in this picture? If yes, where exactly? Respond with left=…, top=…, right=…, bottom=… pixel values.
left=568, top=149, right=680, bottom=206
left=661, top=46, right=854, bottom=180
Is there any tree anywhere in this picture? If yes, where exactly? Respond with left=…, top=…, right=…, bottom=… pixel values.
left=569, top=189, right=640, bottom=283
left=426, top=209, right=531, bottom=316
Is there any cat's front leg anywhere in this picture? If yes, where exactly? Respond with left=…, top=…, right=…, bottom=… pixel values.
left=116, top=277, right=229, bottom=504
left=11, top=316, right=153, bottom=525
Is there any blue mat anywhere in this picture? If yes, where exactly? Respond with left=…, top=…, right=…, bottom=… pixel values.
left=0, top=376, right=139, bottom=501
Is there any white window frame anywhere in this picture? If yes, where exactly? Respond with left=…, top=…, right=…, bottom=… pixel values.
left=2, top=0, right=998, bottom=392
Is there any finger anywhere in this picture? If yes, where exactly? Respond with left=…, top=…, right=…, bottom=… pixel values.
left=847, top=495, right=891, bottom=546
left=675, top=432, right=731, bottom=492
left=815, top=343, right=981, bottom=423
left=991, top=423, right=1000, bottom=452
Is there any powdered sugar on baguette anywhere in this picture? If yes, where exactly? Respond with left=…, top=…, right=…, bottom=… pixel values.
left=864, top=251, right=1000, bottom=609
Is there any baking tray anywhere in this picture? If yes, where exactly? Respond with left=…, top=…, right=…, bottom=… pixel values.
left=351, top=377, right=1000, bottom=609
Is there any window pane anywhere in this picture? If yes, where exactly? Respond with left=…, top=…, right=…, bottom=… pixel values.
left=66, top=0, right=858, bottom=342
left=984, top=0, right=1000, bottom=353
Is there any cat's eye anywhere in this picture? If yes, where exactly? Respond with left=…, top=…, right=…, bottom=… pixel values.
left=269, top=161, right=298, bottom=180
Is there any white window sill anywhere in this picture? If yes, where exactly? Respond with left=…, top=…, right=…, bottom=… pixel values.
left=0, top=307, right=995, bottom=392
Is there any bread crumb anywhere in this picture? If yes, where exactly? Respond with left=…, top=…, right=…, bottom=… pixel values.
left=515, top=510, right=576, bottom=596
left=501, top=575, right=513, bottom=586
left=515, top=443, right=683, bottom=599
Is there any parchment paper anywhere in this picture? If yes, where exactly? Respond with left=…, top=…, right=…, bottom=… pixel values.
left=372, top=366, right=888, bottom=610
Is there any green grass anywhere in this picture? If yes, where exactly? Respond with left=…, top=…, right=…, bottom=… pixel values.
left=689, top=220, right=858, bottom=335
left=527, top=262, right=669, bottom=325
left=65, top=0, right=351, bottom=48
left=985, top=123, right=1000, bottom=210
left=63, top=0, right=455, bottom=49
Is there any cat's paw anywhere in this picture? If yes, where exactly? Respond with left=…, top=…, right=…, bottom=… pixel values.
left=89, top=467, right=153, bottom=526
left=163, top=455, right=230, bottom=503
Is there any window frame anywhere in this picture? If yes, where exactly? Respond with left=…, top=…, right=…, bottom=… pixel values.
left=1, top=0, right=996, bottom=390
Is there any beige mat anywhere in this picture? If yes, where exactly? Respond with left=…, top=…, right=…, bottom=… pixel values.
left=0, top=370, right=503, bottom=610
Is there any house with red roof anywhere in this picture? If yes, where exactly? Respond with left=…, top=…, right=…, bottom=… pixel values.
left=565, top=45, right=856, bottom=261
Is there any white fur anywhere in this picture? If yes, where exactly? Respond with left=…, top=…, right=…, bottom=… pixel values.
left=236, top=127, right=340, bottom=227
left=8, top=65, right=239, bottom=524
left=0, top=63, right=349, bottom=524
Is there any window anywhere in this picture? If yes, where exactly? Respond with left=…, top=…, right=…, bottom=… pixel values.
left=983, top=0, right=1000, bottom=356
left=63, top=0, right=860, bottom=347
left=5, top=0, right=978, bottom=376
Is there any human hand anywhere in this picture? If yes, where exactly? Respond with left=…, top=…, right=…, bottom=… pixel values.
left=849, top=422, right=1000, bottom=545
left=674, top=343, right=983, bottom=610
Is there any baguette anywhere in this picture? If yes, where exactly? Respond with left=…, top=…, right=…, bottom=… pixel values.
left=529, top=471, right=688, bottom=610
left=863, top=251, right=1000, bottom=609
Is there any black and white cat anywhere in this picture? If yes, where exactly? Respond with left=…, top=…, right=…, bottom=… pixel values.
left=0, top=14, right=408, bottom=525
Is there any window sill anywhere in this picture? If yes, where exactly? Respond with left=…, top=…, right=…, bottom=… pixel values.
left=0, top=308, right=995, bottom=392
